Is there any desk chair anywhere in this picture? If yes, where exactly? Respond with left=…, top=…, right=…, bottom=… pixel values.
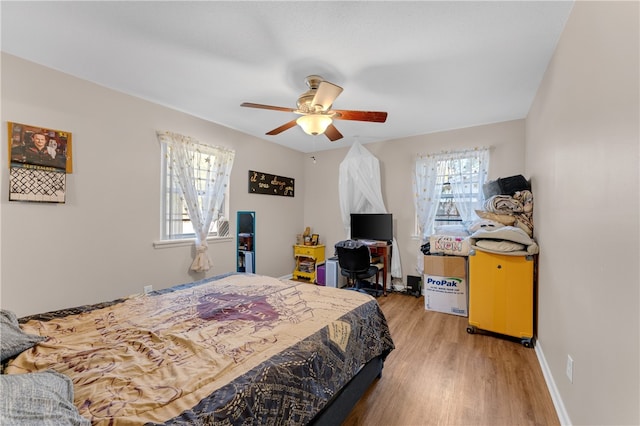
left=335, top=240, right=383, bottom=297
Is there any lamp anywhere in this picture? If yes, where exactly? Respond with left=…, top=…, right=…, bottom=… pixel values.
left=296, top=115, right=332, bottom=135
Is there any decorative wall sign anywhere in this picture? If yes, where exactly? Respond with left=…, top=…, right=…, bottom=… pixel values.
left=249, top=170, right=294, bottom=197
left=8, top=122, right=73, bottom=173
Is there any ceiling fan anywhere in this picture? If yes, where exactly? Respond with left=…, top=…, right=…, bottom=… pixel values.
left=241, top=75, right=388, bottom=142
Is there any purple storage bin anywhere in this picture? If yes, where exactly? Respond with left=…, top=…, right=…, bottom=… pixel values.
left=316, top=264, right=326, bottom=285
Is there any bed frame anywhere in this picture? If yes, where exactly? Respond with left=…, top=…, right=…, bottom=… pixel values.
left=310, top=356, right=384, bottom=425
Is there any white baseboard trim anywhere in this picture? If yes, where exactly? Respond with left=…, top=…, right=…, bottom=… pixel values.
left=535, top=340, right=572, bottom=426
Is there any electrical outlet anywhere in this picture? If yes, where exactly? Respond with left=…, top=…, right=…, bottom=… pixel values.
left=143, top=285, right=153, bottom=294
left=566, top=355, right=574, bottom=383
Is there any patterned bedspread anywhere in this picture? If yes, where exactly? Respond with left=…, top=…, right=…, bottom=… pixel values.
left=6, top=274, right=394, bottom=425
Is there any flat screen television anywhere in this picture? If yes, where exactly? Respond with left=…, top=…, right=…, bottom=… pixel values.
left=350, top=213, right=393, bottom=242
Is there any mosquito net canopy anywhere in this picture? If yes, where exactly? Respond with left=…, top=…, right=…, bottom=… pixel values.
left=338, top=141, right=402, bottom=279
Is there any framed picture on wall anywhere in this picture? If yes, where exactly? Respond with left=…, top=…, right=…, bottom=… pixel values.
left=8, top=122, right=73, bottom=173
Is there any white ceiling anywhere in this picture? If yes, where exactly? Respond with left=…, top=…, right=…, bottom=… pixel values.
left=1, top=1, right=574, bottom=153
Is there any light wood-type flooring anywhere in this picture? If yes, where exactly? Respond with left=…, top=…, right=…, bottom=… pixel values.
left=342, top=292, right=559, bottom=426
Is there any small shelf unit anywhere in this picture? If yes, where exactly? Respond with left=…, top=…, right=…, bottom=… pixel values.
left=293, top=244, right=325, bottom=283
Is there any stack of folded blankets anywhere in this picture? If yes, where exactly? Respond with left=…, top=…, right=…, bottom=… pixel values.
left=476, top=189, right=534, bottom=237
left=470, top=175, right=538, bottom=256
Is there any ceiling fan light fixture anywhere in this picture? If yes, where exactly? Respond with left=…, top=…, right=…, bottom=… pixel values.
left=296, top=115, right=332, bottom=136
left=241, top=74, right=387, bottom=142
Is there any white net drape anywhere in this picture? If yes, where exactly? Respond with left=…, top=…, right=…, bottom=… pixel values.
left=338, top=141, right=402, bottom=279
left=156, top=131, right=235, bottom=272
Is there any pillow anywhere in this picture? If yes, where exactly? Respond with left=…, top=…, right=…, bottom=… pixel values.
left=475, top=239, right=526, bottom=252
left=429, top=235, right=472, bottom=256
left=468, top=219, right=504, bottom=233
left=471, top=226, right=535, bottom=246
left=433, top=224, right=469, bottom=237
left=0, top=370, right=90, bottom=425
left=0, top=310, right=46, bottom=362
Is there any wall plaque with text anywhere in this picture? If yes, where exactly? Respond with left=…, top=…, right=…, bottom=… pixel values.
left=248, top=170, right=294, bottom=197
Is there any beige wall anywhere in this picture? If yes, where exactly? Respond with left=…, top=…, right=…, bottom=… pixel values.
left=526, top=1, right=639, bottom=424
left=0, top=55, right=525, bottom=316
left=0, top=53, right=306, bottom=317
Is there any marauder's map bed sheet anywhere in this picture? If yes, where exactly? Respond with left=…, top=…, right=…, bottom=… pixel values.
left=6, top=274, right=394, bottom=425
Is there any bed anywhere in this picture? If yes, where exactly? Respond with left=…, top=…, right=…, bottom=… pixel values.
left=1, top=273, right=394, bottom=425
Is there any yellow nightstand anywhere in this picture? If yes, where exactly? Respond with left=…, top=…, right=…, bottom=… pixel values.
left=293, top=245, right=325, bottom=283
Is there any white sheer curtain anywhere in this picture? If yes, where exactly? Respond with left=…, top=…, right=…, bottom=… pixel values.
left=413, top=154, right=442, bottom=242
left=156, top=131, right=235, bottom=272
left=448, top=148, right=490, bottom=225
left=338, top=140, right=402, bottom=280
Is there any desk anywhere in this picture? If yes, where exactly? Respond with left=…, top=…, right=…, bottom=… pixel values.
left=363, top=240, right=391, bottom=296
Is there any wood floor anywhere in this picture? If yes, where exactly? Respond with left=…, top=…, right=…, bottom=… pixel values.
left=342, top=293, right=559, bottom=426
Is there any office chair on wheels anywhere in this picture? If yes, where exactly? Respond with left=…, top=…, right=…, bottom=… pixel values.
left=335, top=240, right=383, bottom=297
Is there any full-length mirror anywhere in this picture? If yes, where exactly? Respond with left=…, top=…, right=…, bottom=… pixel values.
left=236, top=211, right=255, bottom=273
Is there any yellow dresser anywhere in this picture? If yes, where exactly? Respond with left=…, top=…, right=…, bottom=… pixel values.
left=293, top=245, right=325, bottom=283
left=467, top=250, right=535, bottom=347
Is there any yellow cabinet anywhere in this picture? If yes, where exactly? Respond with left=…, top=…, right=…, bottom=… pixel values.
left=293, top=245, right=325, bottom=283
left=467, top=250, right=535, bottom=347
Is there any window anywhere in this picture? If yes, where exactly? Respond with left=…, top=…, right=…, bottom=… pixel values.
left=434, top=156, right=484, bottom=225
left=414, top=148, right=490, bottom=239
left=160, top=142, right=230, bottom=241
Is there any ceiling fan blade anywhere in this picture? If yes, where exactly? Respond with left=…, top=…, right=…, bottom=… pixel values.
left=332, top=109, right=388, bottom=123
left=266, top=119, right=298, bottom=136
left=241, top=102, right=295, bottom=113
left=324, top=124, right=343, bottom=141
left=311, top=81, right=343, bottom=111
